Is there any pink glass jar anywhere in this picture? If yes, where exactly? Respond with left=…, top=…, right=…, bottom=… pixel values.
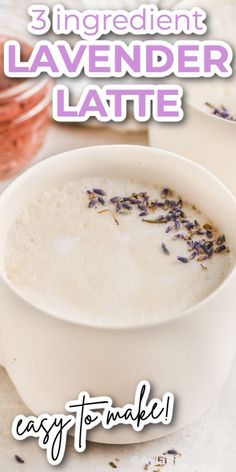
left=0, top=73, right=53, bottom=179
left=0, top=10, right=53, bottom=179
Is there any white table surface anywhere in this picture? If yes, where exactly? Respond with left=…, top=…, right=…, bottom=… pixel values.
left=0, top=123, right=235, bottom=471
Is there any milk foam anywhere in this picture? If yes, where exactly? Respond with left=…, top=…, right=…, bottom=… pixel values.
left=4, top=178, right=232, bottom=327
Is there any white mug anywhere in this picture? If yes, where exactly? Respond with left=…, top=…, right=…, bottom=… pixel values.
left=0, top=145, right=235, bottom=444
left=148, top=103, right=236, bottom=197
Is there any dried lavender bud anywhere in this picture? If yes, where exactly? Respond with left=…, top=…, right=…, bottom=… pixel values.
left=201, top=243, right=213, bottom=256
left=88, top=199, right=98, bottom=208
left=161, top=188, right=171, bottom=198
left=190, top=251, right=197, bottom=260
left=166, top=449, right=179, bottom=455
left=98, top=197, right=105, bottom=205
left=175, top=209, right=186, bottom=219
left=108, top=461, right=117, bottom=469
left=207, top=247, right=213, bottom=257
left=174, top=220, right=181, bottom=230
left=219, top=105, right=230, bottom=118
left=87, top=190, right=94, bottom=196
left=197, top=255, right=209, bottom=262
left=206, top=241, right=214, bottom=248
left=122, top=197, right=131, bottom=202
left=139, top=211, right=148, bottom=217
left=166, top=212, right=173, bottom=222
left=183, top=221, right=195, bottom=231
left=138, top=204, right=147, bottom=211
left=189, top=241, right=203, bottom=253
left=194, top=242, right=202, bottom=254
left=129, top=197, right=139, bottom=204
left=166, top=225, right=173, bottom=233
left=163, top=200, right=170, bottom=211
left=196, top=229, right=206, bottom=235
left=174, top=233, right=185, bottom=240
left=116, top=202, right=122, bottom=212
left=214, top=244, right=227, bottom=254
left=206, top=230, right=213, bottom=239
left=177, top=256, right=189, bottom=263
left=110, top=196, right=120, bottom=204
left=143, top=195, right=149, bottom=204
left=93, top=188, right=107, bottom=196
left=15, top=455, right=24, bottom=464
left=161, top=242, right=170, bottom=255
left=122, top=202, right=132, bottom=211
left=216, top=235, right=226, bottom=245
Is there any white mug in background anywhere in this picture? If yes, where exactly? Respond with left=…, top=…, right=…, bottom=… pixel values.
left=148, top=103, right=236, bottom=197
left=0, top=145, right=236, bottom=444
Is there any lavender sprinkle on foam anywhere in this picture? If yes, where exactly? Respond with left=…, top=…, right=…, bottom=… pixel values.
left=93, top=188, right=107, bottom=196
left=86, top=186, right=230, bottom=268
left=161, top=242, right=170, bottom=255
left=177, top=256, right=189, bottom=264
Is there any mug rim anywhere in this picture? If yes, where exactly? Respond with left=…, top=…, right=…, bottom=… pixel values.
left=1, top=144, right=236, bottom=331
left=186, top=99, right=236, bottom=126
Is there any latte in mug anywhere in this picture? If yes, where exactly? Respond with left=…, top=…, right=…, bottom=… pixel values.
left=4, top=177, right=232, bottom=327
